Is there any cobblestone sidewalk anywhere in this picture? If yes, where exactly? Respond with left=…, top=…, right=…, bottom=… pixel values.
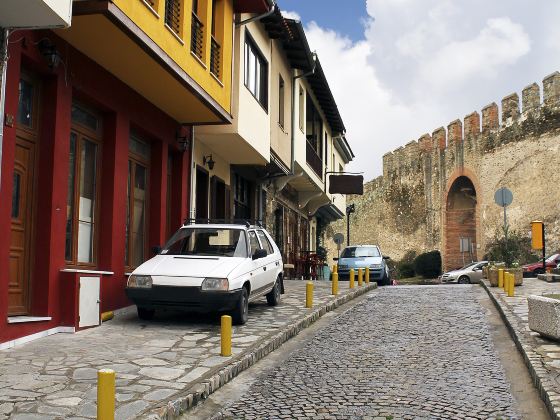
left=483, top=277, right=560, bottom=419
left=0, top=280, right=374, bottom=419
left=214, top=285, right=519, bottom=419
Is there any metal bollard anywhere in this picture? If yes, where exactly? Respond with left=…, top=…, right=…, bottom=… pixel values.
left=358, top=268, right=363, bottom=286
left=349, top=269, right=355, bottom=289
left=503, top=271, right=508, bottom=292
left=365, top=267, right=370, bottom=285
left=332, top=272, right=339, bottom=295
left=221, top=315, right=232, bottom=357
left=333, top=264, right=338, bottom=274
left=498, top=268, right=504, bottom=289
left=97, top=369, right=115, bottom=420
left=508, top=273, right=515, bottom=297
left=306, top=281, right=314, bottom=308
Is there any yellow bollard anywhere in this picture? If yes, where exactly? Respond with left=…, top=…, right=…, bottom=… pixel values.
left=97, top=369, right=115, bottom=420
left=508, top=273, right=515, bottom=297
left=498, top=268, right=504, bottom=289
left=349, top=269, right=355, bottom=289
left=306, top=281, right=314, bottom=308
left=332, top=272, right=339, bottom=295
left=333, top=264, right=338, bottom=274
left=365, top=267, right=370, bottom=285
left=358, top=268, right=363, bottom=287
left=221, top=315, right=232, bottom=357
left=503, top=271, right=509, bottom=292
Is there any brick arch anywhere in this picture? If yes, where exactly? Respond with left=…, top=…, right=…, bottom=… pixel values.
left=442, top=167, right=482, bottom=271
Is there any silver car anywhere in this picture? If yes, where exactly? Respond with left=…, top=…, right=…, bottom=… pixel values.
left=440, top=261, right=488, bottom=284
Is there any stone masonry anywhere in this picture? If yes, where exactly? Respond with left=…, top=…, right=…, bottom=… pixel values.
left=325, top=71, right=560, bottom=270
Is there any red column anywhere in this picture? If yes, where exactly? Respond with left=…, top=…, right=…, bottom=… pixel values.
left=99, top=113, right=129, bottom=311
left=150, top=140, right=168, bottom=249
left=0, top=39, right=22, bottom=331
left=33, top=70, right=72, bottom=317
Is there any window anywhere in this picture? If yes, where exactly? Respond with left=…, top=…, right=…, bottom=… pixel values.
left=298, top=86, right=304, bottom=131
left=165, top=0, right=182, bottom=36
left=278, top=75, right=285, bottom=128
left=17, top=78, right=34, bottom=128
left=257, top=230, right=273, bottom=255
left=126, top=134, right=150, bottom=268
left=65, top=105, right=101, bottom=265
left=324, top=132, right=328, bottom=166
left=248, top=231, right=260, bottom=255
left=191, top=0, right=204, bottom=59
left=162, top=228, right=248, bottom=258
left=233, top=173, right=252, bottom=219
left=244, top=33, right=268, bottom=108
left=341, top=247, right=380, bottom=258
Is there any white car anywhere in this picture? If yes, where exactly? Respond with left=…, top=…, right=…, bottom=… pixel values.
left=126, top=223, right=284, bottom=325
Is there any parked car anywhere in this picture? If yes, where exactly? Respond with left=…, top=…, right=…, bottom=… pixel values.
left=334, top=245, right=390, bottom=286
left=125, top=223, right=284, bottom=325
left=523, top=253, right=560, bottom=277
left=440, top=261, right=488, bottom=284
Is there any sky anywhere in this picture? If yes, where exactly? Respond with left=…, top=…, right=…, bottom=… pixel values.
left=277, top=0, right=560, bottom=181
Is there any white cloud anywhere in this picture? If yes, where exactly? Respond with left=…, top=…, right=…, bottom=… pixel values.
left=298, top=1, right=560, bottom=181
left=281, top=10, right=301, bottom=21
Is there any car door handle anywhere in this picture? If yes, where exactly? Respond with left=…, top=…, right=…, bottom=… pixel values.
left=263, top=267, right=267, bottom=271
left=275, top=261, right=279, bottom=266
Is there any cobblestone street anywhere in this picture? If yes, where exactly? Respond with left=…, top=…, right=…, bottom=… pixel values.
left=212, top=285, right=521, bottom=419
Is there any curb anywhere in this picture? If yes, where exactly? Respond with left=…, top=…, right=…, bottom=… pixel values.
left=146, top=283, right=377, bottom=419
left=481, top=280, right=559, bottom=420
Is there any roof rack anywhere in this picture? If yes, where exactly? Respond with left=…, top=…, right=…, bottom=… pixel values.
left=183, top=218, right=264, bottom=228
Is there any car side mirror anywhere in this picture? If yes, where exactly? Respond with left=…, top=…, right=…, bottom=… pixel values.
left=472, top=267, right=480, bottom=271
left=382, top=256, right=390, bottom=260
left=333, top=257, right=339, bottom=261
left=152, top=245, right=162, bottom=255
left=253, top=248, right=267, bottom=260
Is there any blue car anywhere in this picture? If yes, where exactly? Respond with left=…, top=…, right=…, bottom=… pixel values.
left=335, top=245, right=391, bottom=286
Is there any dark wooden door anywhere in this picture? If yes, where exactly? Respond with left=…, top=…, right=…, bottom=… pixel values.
left=9, top=138, right=36, bottom=315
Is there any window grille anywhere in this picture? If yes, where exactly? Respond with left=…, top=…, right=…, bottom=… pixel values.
left=165, top=0, right=181, bottom=35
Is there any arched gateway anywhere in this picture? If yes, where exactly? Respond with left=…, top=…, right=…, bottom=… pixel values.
left=444, top=176, right=478, bottom=270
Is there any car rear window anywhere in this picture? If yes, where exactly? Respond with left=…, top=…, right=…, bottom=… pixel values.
left=341, top=247, right=380, bottom=258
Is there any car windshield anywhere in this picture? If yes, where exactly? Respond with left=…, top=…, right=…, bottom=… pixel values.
left=341, top=246, right=380, bottom=258
left=546, top=254, right=559, bottom=263
left=459, top=262, right=477, bottom=270
left=161, top=228, right=248, bottom=258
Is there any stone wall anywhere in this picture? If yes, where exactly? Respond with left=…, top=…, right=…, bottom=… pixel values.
left=324, top=71, right=560, bottom=270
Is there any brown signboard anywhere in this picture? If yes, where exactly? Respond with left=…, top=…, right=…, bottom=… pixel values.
left=329, top=174, right=364, bottom=195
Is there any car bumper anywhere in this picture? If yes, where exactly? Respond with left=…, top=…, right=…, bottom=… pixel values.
left=440, top=276, right=457, bottom=283
left=337, top=268, right=384, bottom=280
left=125, top=286, right=242, bottom=312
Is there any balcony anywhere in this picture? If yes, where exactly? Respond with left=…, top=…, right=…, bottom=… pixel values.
left=306, top=141, right=323, bottom=178
left=210, top=35, right=221, bottom=79
left=0, top=0, right=72, bottom=28
left=191, top=12, right=204, bottom=60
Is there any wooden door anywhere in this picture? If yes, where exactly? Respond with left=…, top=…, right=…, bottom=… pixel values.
left=9, top=138, right=36, bottom=315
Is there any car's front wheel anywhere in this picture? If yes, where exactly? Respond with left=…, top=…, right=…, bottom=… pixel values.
left=232, top=287, right=249, bottom=325
left=533, top=268, right=545, bottom=277
left=137, top=307, right=155, bottom=320
left=458, top=275, right=471, bottom=284
left=266, top=277, right=282, bottom=306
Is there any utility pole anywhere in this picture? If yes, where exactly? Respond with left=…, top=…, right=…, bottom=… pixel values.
left=0, top=28, right=9, bottom=187
left=346, top=204, right=355, bottom=246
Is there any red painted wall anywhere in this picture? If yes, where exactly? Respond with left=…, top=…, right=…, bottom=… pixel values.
left=0, top=30, right=192, bottom=343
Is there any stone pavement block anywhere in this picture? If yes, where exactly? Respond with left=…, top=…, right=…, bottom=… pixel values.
left=483, top=278, right=560, bottom=419
left=0, top=280, right=374, bottom=418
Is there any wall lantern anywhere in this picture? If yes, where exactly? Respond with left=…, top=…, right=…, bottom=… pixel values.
left=203, top=154, right=215, bottom=170
left=38, top=39, right=61, bottom=69
left=176, top=127, right=191, bottom=152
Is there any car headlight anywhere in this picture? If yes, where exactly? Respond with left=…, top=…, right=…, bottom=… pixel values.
left=127, top=275, right=152, bottom=288
left=201, top=278, right=229, bottom=291
left=370, top=264, right=382, bottom=268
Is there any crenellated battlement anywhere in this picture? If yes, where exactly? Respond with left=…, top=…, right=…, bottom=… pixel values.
left=381, top=71, right=560, bottom=177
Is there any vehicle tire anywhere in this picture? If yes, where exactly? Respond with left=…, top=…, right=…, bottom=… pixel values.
left=266, top=277, right=282, bottom=306
left=458, top=275, right=471, bottom=284
left=137, top=307, right=155, bottom=320
left=232, top=287, right=249, bottom=325
left=533, top=268, right=545, bottom=277
left=381, top=270, right=390, bottom=286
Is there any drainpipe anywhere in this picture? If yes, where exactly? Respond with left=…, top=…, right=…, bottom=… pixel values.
left=0, top=28, right=9, bottom=187
left=290, top=53, right=317, bottom=173
left=236, top=1, right=276, bottom=26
